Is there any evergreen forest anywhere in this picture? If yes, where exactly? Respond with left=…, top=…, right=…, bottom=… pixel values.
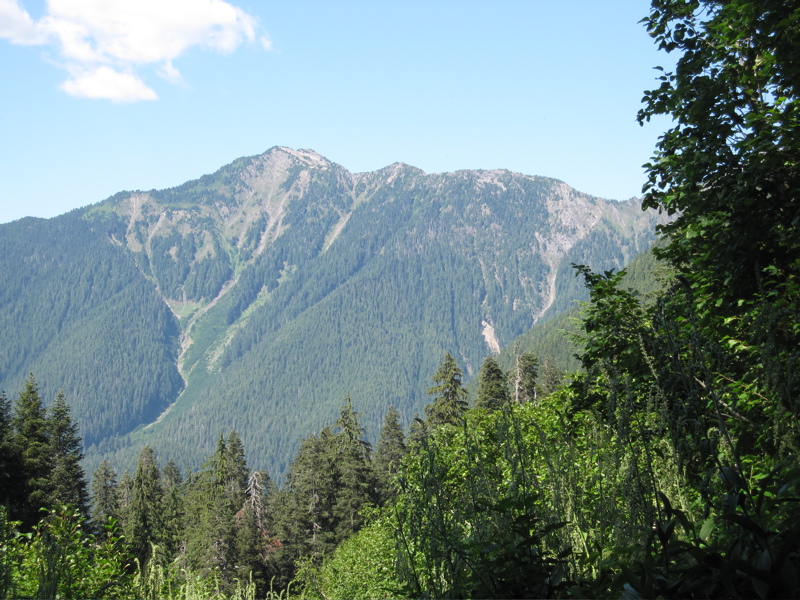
left=2, top=0, right=800, bottom=597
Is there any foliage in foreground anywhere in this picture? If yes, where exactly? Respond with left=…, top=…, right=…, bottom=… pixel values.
left=0, top=506, right=129, bottom=600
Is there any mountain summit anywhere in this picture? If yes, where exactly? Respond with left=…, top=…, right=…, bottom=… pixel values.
left=0, top=147, right=660, bottom=475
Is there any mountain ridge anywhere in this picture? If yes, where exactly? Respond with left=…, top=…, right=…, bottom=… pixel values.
left=0, top=146, right=662, bottom=476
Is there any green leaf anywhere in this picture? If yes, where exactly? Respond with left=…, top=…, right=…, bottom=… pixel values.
left=699, top=517, right=716, bottom=541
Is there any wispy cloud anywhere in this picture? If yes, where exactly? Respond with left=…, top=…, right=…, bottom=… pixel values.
left=0, top=0, right=268, bottom=102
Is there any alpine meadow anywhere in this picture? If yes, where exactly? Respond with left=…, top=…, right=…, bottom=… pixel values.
left=2, top=0, right=800, bottom=598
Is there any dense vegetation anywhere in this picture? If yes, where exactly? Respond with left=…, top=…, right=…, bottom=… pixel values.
left=2, top=0, right=799, bottom=597
left=0, top=213, right=183, bottom=447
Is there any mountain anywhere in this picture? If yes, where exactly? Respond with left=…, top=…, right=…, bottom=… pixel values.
left=0, top=147, right=661, bottom=476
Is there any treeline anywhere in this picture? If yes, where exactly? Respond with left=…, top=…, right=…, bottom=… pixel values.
left=0, top=352, right=555, bottom=599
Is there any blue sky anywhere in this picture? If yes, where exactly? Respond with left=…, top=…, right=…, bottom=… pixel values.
left=0, top=1, right=672, bottom=224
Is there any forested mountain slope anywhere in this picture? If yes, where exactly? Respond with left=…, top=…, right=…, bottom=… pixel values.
left=0, top=147, right=661, bottom=475
left=490, top=242, right=669, bottom=382
left=0, top=214, right=183, bottom=447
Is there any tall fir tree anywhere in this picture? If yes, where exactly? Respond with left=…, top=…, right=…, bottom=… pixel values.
left=374, top=405, right=406, bottom=505
left=125, top=446, right=163, bottom=567
left=537, top=357, right=565, bottom=398
left=222, top=430, right=249, bottom=500
left=91, top=460, right=119, bottom=536
left=181, top=431, right=248, bottom=585
left=406, top=413, right=426, bottom=450
left=425, top=352, right=469, bottom=427
left=159, top=459, right=184, bottom=558
left=335, top=396, right=372, bottom=457
left=116, top=471, right=133, bottom=519
left=476, top=356, right=510, bottom=410
left=47, top=391, right=89, bottom=517
left=274, top=426, right=339, bottom=569
left=11, top=374, right=51, bottom=527
left=333, top=396, right=375, bottom=539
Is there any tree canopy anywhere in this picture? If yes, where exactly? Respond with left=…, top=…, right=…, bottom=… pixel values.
left=640, top=0, right=800, bottom=330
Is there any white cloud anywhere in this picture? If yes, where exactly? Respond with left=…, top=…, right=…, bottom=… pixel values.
left=0, top=0, right=47, bottom=44
left=61, top=66, right=158, bottom=102
left=0, top=0, right=268, bottom=102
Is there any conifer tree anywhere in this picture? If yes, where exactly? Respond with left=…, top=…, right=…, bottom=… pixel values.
left=91, top=460, right=119, bottom=535
left=476, top=356, right=510, bottom=410
left=374, top=405, right=406, bottom=505
left=511, top=352, right=539, bottom=404
left=11, top=375, right=51, bottom=527
left=406, top=414, right=426, bottom=449
left=47, top=391, right=89, bottom=516
left=263, top=485, right=295, bottom=588
left=538, top=357, right=565, bottom=397
left=126, top=446, right=163, bottom=566
left=222, top=430, right=248, bottom=501
left=0, top=391, right=22, bottom=513
left=333, top=397, right=375, bottom=539
left=235, top=470, right=273, bottom=595
left=160, top=459, right=184, bottom=558
left=335, top=396, right=372, bottom=458
left=160, top=459, right=182, bottom=490
left=116, top=470, right=133, bottom=518
left=181, top=432, right=247, bottom=583
left=277, top=427, right=339, bottom=565
left=425, top=352, right=469, bottom=427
